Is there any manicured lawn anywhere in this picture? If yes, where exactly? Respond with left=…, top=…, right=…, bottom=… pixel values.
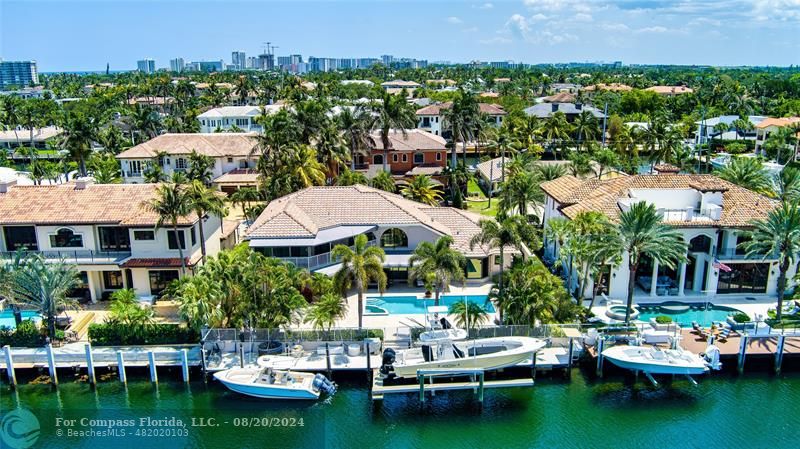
left=466, top=198, right=499, bottom=217
left=467, top=179, right=484, bottom=196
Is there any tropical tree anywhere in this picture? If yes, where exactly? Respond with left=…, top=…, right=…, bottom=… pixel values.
left=186, top=180, right=226, bottom=263
left=572, top=110, right=600, bottom=150
left=337, top=105, right=376, bottom=170
left=775, top=167, right=800, bottom=203
left=401, top=175, right=442, bottom=205
left=541, top=112, right=572, bottom=156
left=106, top=288, right=155, bottom=339
left=408, top=236, right=467, bottom=306
left=59, top=109, right=99, bottom=176
left=304, top=293, right=348, bottom=331
left=88, top=153, right=122, bottom=184
left=442, top=91, right=481, bottom=166
left=335, top=168, right=369, bottom=186
left=567, top=151, right=594, bottom=177
left=716, top=156, right=772, bottom=194
left=741, top=202, right=800, bottom=321
left=8, top=255, right=79, bottom=339
left=535, top=163, right=567, bottom=181
left=372, top=91, right=417, bottom=172
left=497, top=170, right=543, bottom=218
left=315, top=123, right=350, bottom=182
left=592, top=147, right=619, bottom=179
left=187, top=150, right=215, bottom=184
left=142, top=175, right=191, bottom=274
left=332, top=234, right=387, bottom=329
left=370, top=169, right=396, bottom=192
left=448, top=300, right=489, bottom=330
left=618, top=202, right=687, bottom=324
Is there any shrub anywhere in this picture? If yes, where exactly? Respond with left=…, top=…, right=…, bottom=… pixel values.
left=732, top=312, right=751, bottom=323
left=0, top=320, right=45, bottom=347
left=655, top=315, right=673, bottom=324
left=88, top=323, right=199, bottom=346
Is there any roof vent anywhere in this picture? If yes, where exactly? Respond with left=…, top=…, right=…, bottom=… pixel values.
left=551, top=103, right=559, bottom=112
left=0, top=179, right=16, bottom=193
left=75, top=177, right=95, bottom=190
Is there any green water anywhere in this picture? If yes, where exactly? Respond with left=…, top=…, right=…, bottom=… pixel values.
left=1, top=368, right=797, bottom=448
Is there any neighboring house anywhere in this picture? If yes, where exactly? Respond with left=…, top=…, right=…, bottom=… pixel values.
left=197, top=104, right=286, bottom=133
left=244, top=184, right=517, bottom=281
left=644, top=85, right=694, bottom=96
left=524, top=103, right=605, bottom=122
left=540, top=171, right=795, bottom=300
left=695, top=115, right=767, bottom=145
left=0, top=126, right=63, bottom=150
left=549, top=83, right=581, bottom=93
left=475, top=157, right=607, bottom=194
left=357, top=129, right=448, bottom=176
left=0, top=179, right=222, bottom=302
left=582, top=83, right=632, bottom=93
left=116, top=133, right=258, bottom=185
left=380, top=80, right=421, bottom=95
left=754, top=117, right=800, bottom=156
left=542, top=92, right=576, bottom=103
left=416, top=102, right=507, bottom=138
left=0, top=86, right=52, bottom=99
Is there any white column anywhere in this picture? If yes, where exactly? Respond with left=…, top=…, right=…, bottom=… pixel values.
left=87, top=271, right=100, bottom=303
left=693, top=258, right=705, bottom=293
left=678, top=262, right=687, bottom=296
left=650, top=261, right=660, bottom=296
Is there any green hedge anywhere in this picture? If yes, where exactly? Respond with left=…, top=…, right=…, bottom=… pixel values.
left=0, top=320, right=45, bottom=347
left=88, top=323, right=199, bottom=346
left=655, top=315, right=673, bottom=324
left=732, top=312, right=751, bottom=323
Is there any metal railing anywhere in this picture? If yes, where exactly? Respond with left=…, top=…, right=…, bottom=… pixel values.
left=715, top=248, right=778, bottom=261
left=0, top=250, right=131, bottom=264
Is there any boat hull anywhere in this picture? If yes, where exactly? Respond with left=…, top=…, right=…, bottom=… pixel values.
left=213, top=370, right=320, bottom=400
left=602, top=346, right=708, bottom=376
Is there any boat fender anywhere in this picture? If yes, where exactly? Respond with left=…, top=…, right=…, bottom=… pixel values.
left=422, top=345, right=434, bottom=362
left=704, top=345, right=722, bottom=370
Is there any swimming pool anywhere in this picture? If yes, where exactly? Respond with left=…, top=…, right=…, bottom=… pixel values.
left=0, top=310, right=42, bottom=329
left=366, top=294, right=495, bottom=315
left=637, top=302, right=744, bottom=326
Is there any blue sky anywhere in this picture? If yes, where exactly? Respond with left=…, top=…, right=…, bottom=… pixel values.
left=1, top=0, right=799, bottom=71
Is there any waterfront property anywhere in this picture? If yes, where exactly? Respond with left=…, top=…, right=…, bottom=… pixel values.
left=754, top=116, right=800, bottom=156
left=0, top=179, right=222, bottom=302
left=694, top=115, right=767, bottom=145
left=244, top=184, right=517, bottom=281
left=541, top=171, right=797, bottom=300
left=415, top=102, right=506, bottom=138
left=116, top=133, right=258, bottom=186
left=0, top=126, right=63, bottom=150
left=475, top=157, right=606, bottom=194
left=523, top=102, right=605, bottom=122
left=197, top=104, right=286, bottom=133
left=357, top=129, right=448, bottom=177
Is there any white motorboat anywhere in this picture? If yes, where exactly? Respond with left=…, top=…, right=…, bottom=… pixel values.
left=418, top=312, right=468, bottom=343
left=213, top=367, right=336, bottom=400
left=602, top=344, right=721, bottom=376
left=379, top=336, right=546, bottom=379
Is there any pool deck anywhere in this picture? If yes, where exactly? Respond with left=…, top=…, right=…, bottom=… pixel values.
left=680, top=328, right=800, bottom=357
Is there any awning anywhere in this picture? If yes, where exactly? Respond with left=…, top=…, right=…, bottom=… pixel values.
left=248, top=225, right=377, bottom=247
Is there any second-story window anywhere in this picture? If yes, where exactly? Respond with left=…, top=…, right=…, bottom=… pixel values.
left=413, top=153, right=424, bottom=164
left=168, top=230, right=186, bottom=250
left=3, top=226, right=38, bottom=251
left=50, top=228, right=83, bottom=248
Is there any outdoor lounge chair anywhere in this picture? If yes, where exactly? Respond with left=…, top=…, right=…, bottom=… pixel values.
left=691, top=321, right=703, bottom=335
left=717, top=328, right=732, bottom=342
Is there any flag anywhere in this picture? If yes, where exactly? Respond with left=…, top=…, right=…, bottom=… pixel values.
left=713, top=258, right=732, bottom=272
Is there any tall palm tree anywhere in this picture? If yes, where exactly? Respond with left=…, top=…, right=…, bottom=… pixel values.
left=775, top=167, right=800, bottom=203
left=9, top=255, right=79, bottom=339
left=497, top=171, right=542, bottom=218
left=401, top=175, right=442, bottom=205
left=304, top=293, right=348, bottom=332
left=286, top=144, right=326, bottom=188
left=618, top=202, right=687, bottom=324
left=372, top=91, right=417, bottom=172
left=535, top=163, right=567, bottom=181
left=485, top=124, right=520, bottom=183
left=442, top=91, right=481, bottom=166
left=315, top=124, right=350, bottom=182
left=470, top=216, right=539, bottom=321
left=142, top=175, right=191, bottom=274
left=186, top=180, right=226, bottom=264
left=541, top=112, right=572, bottom=158
left=741, top=202, right=800, bottom=321
left=233, top=76, right=253, bottom=105
left=572, top=110, right=599, bottom=150
left=370, top=170, right=396, bottom=192
left=408, top=236, right=467, bottom=306
left=59, top=109, right=98, bottom=177
left=337, top=105, right=376, bottom=170
left=332, top=234, right=387, bottom=329
left=449, top=300, right=489, bottom=330
left=716, top=156, right=772, bottom=194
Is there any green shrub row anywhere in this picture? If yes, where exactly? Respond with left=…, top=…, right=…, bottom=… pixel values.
left=0, top=320, right=45, bottom=347
left=88, top=323, right=199, bottom=346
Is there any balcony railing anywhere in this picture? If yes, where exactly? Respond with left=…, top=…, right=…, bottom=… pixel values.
left=0, top=250, right=132, bottom=264
left=716, top=248, right=778, bottom=261
left=276, top=241, right=390, bottom=270
left=658, top=206, right=721, bottom=222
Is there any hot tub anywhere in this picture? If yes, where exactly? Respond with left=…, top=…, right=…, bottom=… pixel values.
left=606, top=304, right=640, bottom=321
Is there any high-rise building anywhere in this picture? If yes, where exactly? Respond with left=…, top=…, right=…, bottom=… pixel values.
left=192, top=60, right=224, bottom=72
left=231, top=51, right=246, bottom=70
left=136, top=59, right=155, bottom=74
left=246, top=57, right=258, bottom=69
left=381, top=55, right=394, bottom=66
left=169, top=58, right=185, bottom=72
left=257, top=52, right=274, bottom=70
left=0, top=60, right=38, bottom=89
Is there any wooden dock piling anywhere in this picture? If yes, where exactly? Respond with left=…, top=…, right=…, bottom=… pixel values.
left=775, top=335, right=786, bottom=374
left=737, top=335, right=748, bottom=374
left=596, top=338, right=604, bottom=377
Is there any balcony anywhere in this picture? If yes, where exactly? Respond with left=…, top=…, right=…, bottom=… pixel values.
left=0, top=250, right=131, bottom=265
left=657, top=206, right=722, bottom=222
left=716, top=248, right=778, bottom=261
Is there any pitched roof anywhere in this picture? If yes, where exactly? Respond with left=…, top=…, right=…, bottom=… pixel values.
left=476, top=157, right=579, bottom=183
left=541, top=173, right=776, bottom=228
left=381, top=80, right=422, bottom=88
left=212, top=169, right=260, bottom=185
left=524, top=102, right=605, bottom=118
left=245, top=185, right=501, bottom=257
left=0, top=183, right=198, bottom=226
left=583, top=83, right=632, bottom=92
left=415, top=102, right=507, bottom=116
left=644, top=85, right=694, bottom=95
left=755, top=117, right=800, bottom=129
left=542, top=92, right=576, bottom=103
left=0, top=126, right=62, bottom=143
left=369, top=129, right=447, bottom=151
left=116, top=133, right=258, bottom=159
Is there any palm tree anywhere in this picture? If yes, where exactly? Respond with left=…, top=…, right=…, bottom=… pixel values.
left=541, top=112, right=572, bottom=156
left=304, top=293, right=348, bottom=332
left=372, top=91, right=417, bottom=172
left=408, top=236, right=467, bottom=306
left=315, top=124, right=350, bottom=182
left=370, top=170, right=396, bottom=192
left=187, top=150, right=215, bottom=184
left=286, top=144, right=326, bottom=188
left=186, top=180, right=226, bottom=264
left=535, top=163, right=567, bottom=181
left=572, top=110, right=599, bottom=150
left=442, top=91, right=481, bottom=166
left=470, top=216, right=539, bottom=321
left=332, top=234, right=387, bottom=329
left=775, top=167, right=800, bottom=203
left=497, top=171, right=542, bottom=218
left=485, top=125, right=519, bottom=183
left=618, top=202, right=687, bottom=324
left=337, top=105, right=376, bottom=170
left=449, top=300, right=489, bottom=330
left=142, top=175, right=191, bottom=274
left=9, top=255, right=79, bottom=339
left=335, top=168, right=369, bottom=186
left=60, top=110, right=98, bottom=177
left=592, top=147, right=619, bottom=179
left=233, top=76, right=253, bottom=105
left=716, top=156, right=772, bottom=194
left=741, top=202, right=800, bottom=321
left=567, top=151, right=594, bottom=177
left=88, top=153, right=122, bottom=184
left=401, top=175, right=442, bottom=205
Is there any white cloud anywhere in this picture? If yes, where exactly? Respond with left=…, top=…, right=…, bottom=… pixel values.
left=635, top=25, right=669, bottom=33
left=479, top=36, right=513, bottom=44
left=476, top=2, right=494, bottom=9
left=463, top=26, right=480, bottom=33
left=601, top=23, right=630, bottom=31
left=524, top=0, right=567, bottom=11
left=688, top=17, right=722, bottom=27
left=574, top=13, right=593, bottom=22
left=446, top=16, right=463, bottom=24
left=531, top=13, right=548, bottom=20
left=507, top=13, right=532, bottom=40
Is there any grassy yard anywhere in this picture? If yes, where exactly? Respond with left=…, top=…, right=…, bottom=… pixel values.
left=465, top=179, right=499, bottom=217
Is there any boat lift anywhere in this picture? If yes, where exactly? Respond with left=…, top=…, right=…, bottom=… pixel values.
left=371, top=367, right=536, bottom=402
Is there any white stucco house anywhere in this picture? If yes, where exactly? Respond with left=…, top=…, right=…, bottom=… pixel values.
left=754, top=116, right=800, bottom=156
left=416, top=102, right=506, bottom=138
left=197, top=104, right=286, bottom=133
left=540, top=168, right=796, bottom=301
left=0, top=179, right=223, bottom=302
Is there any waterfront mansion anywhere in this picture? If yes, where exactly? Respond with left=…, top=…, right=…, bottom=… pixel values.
left=244, top=185, right=518, bottom=283
left=540, top=167, right=798, bottom=300
left=0, top=179, right=225, bottom=302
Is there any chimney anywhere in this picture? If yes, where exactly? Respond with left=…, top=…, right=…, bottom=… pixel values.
left=75, top=177, right=95, bottom=190
left=0, top=179, right=16, bottom=194
left=575, top=103, right=583, bottom=110
left=551, top=103, right=558, bottom=112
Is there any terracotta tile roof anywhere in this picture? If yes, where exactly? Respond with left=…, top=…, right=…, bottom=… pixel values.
left=245, top=185, right=505, bottom=257
left=370, top=129, right=447, bottom=151
left=213, top=169, right=260, bottom=185
left=0, top=183, right=199, bottom=226
left=416, top=102, right=507, bottom=116
left=121, top=257, right=191, bottom=268
left=479, top=92, right=500, bottom=98
left=542, top=92, right=576, bottom=103
left=653, top=163, right=681, bottom=174
left=583, top=83, right=632, bottom=92
left=116, top=133, right=258, bottom=159
left=755, top=117, right=800, bottom=129
left=644, top=86, right=694, bottom=95
left=543, top=174, right=776, bottom=228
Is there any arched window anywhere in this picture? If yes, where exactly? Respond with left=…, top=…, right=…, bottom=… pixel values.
left=688, top=235, right=711, bottom=253
left=373, top=154, right=384, bottom=165
left=380, top=228, right=408, bottom=248
left=50, top=228, right=83, bottom=248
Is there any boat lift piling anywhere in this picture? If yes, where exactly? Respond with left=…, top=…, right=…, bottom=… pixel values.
left=181, top=349, right=190, bottom=383
left=325, top=343, right=332, bottom=379
left=737, top=335, right=749, bottom=374
left=84, top=343, right=96, bottom=386
left=148, top=351, right=158, bottom=384
left=596, top=338, right=605, bottom=377
left=3, top=345, right=15, bottom=388
left=46, top=343, right=58, bottom=386
left=775, top=335, right=786, bottom=374
left=116, top=351, right=127, bottom=384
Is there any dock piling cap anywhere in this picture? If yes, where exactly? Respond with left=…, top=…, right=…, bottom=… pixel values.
left=561, top=328, right=582, bottom=338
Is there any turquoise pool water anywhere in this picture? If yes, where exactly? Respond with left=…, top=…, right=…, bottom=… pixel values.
left=0, top=310, right=41, bottom=329
left=637, top=302, right=744, bottom=326
left=366, top=294, right=495, bottom=314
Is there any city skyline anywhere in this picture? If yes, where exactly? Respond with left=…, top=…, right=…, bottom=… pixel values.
left=2, top=0, right=800, bottom=72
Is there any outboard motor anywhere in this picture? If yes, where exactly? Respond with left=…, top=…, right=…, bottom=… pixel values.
left=379, top=348, right=396, bottom=378
left=439, top=317, right=453, bottom=330
left=704, top=345, right=722, bottom=370
left=312, top=373, right=337, bottom=396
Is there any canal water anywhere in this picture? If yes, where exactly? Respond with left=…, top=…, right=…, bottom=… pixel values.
left=1, top=367, right=796, bottom=448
